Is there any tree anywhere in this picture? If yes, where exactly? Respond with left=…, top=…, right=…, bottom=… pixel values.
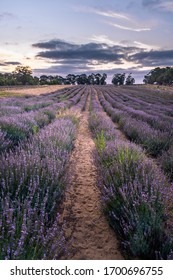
left=13, top=66, right=33, bottom=85
left=66, top=74, right=76, bottom=85
left=0, top=73, right=5, bottom=86
left=75, top=74, right=88, bottom=85
left=40, top=75, right=49, bottom=85
left=112, top=73, right=125, bottom=85
left=100, top=73, right=107, bottom=85
left=87, top=74, right=95, bottom=85
left=125, top=73, right=135, bottom=85
left=143, top=67, right=173, bottom=85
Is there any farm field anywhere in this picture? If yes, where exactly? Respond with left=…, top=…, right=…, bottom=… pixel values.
left=0, top=84, right=73, bottom=98
left=0, top=84, right=173, bottom=260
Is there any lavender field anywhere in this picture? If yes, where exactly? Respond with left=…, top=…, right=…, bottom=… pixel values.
left=0, top=85, right=173, bottom=260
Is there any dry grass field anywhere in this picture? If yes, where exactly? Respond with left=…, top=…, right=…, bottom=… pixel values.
left=0, top=85, right=73, bottom=98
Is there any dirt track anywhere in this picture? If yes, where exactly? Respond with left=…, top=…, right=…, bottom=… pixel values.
left=60, top=102, right=123, bottom=260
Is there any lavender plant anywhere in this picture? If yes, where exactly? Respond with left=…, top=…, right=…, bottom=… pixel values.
left=0, top=115, right=77, bottom=259
left=160, top=146, right=173, bottom=181
left=89, top=97, right=173, bottom=259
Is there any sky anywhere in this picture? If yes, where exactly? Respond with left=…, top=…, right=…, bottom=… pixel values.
left=0, top=0, right=173, bottom=83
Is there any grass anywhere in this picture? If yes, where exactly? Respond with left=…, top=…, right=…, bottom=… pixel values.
left=0, top=91, right=27, bottom=98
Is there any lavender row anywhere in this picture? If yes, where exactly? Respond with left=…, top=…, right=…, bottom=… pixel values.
left=0, top=114, right=77, bottom=259
left=99, top=87, right=173, bottom=132
left=89, top=101, right=173, bottom=259
left=0, top=88, right=85, bottom=153
left=80, top=87, right=90, bottom=111
left=0, top=86, right=83, bottom=117
left=97, top=91, right=172, bottom=157
left=107, top=85, right=173, bottom=116
left=159, top=147, right=173, bottom=181
left=0, top=107, right=58, bottom=152
left=90, top=88, right=103, bottom=112
left=96, top=88, right=173, bottom=178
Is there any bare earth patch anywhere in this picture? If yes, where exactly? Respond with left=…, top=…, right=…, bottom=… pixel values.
left=60, top=109, right=123, bottom=260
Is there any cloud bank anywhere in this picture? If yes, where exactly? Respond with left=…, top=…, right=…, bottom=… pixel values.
left=33, top=38, right=173, bottom=70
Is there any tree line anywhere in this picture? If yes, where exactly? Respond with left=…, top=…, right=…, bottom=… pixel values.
left=0, top=66, right=135, bottom=86
left=1, top=65, right=173, bottom=86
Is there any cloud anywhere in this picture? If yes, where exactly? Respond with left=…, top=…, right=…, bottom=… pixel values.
left=0, top=12, right=16, bottom=21
left=0, top=60, right=21, bottom=67
left=142, top=0, right=161, bottom=7
left=75, top=5, right=151, bottom=32
left=32, top=38, right=144, bottom=77
left=90, top=35, right=119, bottom=46
left=4, top=42, right=19, bottom=46
left=142, top=0, right=173, bottom=11
left=129, top=49, right=173, bottom=66
left=74, top=6, right=129, bottom=20
left=109, top=22, right=151, bottom=32
left=158, top=1, right=173, bottom=11
left=32, top=38, right=173, bottom=78
left=90, top=8, right=129, bottom=20
left=133, top=41, right=159, bottom=51
left=33, top=39, right=139, bottom=63
left=5, top=61, right=21, bottom=65
left=33, top=39, right=77, bottom=50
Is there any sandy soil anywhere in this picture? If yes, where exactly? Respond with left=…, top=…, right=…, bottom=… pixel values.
left=60, top=100, right=123, bottom=260
left=1, top=85, right=72, bottom=96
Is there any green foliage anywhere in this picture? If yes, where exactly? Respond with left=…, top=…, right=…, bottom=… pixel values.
left=160, top=146, right=173, bottom=180
left=0, top=124, right=28, bottom=144
left=144, top=67, right=173, bottom=85
left=34, top=114, right=49, bottom=128
left=112, top=73, right=126, bottom=85
left=94, top=130, right=106, bottom=153
left=43, top=110, right=56, bottom=122
left=125, top=73, right=135, bottom=85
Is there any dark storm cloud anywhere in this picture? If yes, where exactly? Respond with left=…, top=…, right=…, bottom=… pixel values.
left=129, top=49, right=173, bottom=66
left=33, top=39, right=140, bottom=63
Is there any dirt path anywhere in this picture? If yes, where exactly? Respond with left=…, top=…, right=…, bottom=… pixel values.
left=60, top=98, right=123, bottom=260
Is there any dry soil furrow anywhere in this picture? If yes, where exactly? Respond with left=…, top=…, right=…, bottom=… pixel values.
left=60, top=103, right=123, bottom=260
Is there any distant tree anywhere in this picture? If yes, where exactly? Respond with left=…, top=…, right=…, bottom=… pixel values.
left=13, top=66, right=33, bottom=85
left=92, top=73, right=107, bottom=85
left=33, top=76, right=40, bottom=85
left=112, top=73, right=125, bottom=85
left=66, top=74, right=76, bottom=85
left=0, top=73, right=5, bottom=86
left=40, top=75, right=49, bottom=85
left=100, top=73, right=107, bottom=85
left=87, top=74, right=95, bottom=85
left=0, top=70, right=109, bottom=86
left=75, top=74, right=88, bottom=85
left=94, top=73, right=102, bottom=85
left=143, top=67, right=173, bottom=85
left=125, top=73, right=135, bottom=85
